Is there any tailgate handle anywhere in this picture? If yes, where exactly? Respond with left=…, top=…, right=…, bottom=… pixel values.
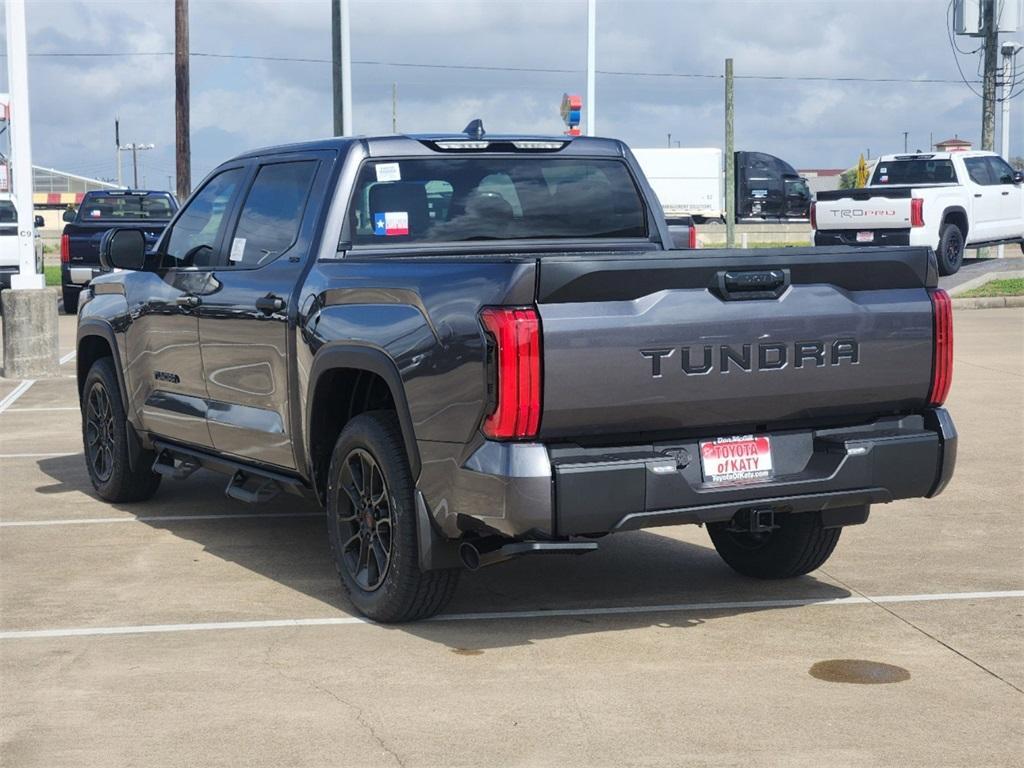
left=717, top=269, right=789, bottom=300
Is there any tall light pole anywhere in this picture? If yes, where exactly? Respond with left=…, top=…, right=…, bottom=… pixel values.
left=586, top=0, right=596, bottom=136
left=5, top=0, right=40, bottom=290
left=998, top=41, right=1022, bottom=258
left=332, top=0, right=353, bottom=135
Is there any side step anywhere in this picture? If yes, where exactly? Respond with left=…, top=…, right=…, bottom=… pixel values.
left=150, top=439, right=312, bottom=502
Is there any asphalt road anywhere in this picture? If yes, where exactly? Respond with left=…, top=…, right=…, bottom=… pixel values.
left=0, top=311, right=1022, bottom=767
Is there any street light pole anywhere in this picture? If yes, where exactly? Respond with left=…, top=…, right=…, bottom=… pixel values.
left=586, top=0, right=596, bottom=136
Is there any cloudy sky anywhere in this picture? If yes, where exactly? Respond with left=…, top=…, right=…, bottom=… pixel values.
left=2, top=0, right=1022, bottom=189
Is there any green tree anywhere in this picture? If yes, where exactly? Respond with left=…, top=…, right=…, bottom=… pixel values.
left=838, top=168, right=858, bottom=189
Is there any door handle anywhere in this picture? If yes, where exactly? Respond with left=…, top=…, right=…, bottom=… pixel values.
left=974, top=193, right=983, bottom=198
left=176, top=295, right=201, bottom=308
left=255, top=295, right=285, bottom=314
left=1001, top=191, right=1010, bottom=195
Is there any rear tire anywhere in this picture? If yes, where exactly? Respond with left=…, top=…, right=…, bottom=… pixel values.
left=326, top=411, right=459, bottom=622
left=708, top=511, right=840, bottom=579
left=936, top=223, right=965, bottom=276
left=62, top=286, right=79, bottom=315
left=82, top=357, right=161, bottom=502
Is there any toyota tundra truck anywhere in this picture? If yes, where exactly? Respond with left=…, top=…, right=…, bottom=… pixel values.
left=74, top=126, right=957, bottom=622
left=812, top=151, right=1024, bottom=275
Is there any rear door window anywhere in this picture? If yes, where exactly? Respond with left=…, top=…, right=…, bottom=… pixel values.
left=226, top=160, right=318, bottom=268
left=964, top=157, right=994, bottom=185
left=348, top=157, right=647, bottom=245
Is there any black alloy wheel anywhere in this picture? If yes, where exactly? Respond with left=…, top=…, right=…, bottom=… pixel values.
left=334, top=448, right=394, bottom=591
left=85, top=380, right=116, bottom=484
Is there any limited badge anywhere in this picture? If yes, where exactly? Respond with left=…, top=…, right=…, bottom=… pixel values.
left=373, top=211, right=409, bottom=236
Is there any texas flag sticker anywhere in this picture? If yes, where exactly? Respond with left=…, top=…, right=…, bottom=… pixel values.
left=373, top=211, right=409, bottom=236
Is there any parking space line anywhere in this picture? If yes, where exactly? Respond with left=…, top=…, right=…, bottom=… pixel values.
left=0, top=380, right=35, bottom=414
left=0, top=512, right=324, bottom=527
left=0, top=452, right=79, bottom=459
left=59, top=351, right=77, bottom=366
left=1, top=590, right=1020, bottom=641
left=4, top=406, right=79, bottom=412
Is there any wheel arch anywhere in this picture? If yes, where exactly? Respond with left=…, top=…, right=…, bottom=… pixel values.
left=306, top=344, right=421, bottom=501
left=76, top=320, right=128, bottom=412
left=940, top=206, right=969, bottom=240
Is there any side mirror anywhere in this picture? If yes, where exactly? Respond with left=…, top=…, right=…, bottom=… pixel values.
left=34, top=215, right=45, bottom=228
left=99, top=228, right=146, bottom=271
left=62, top=209, right=77, bottom=222
left=1013, top=171, right=1023, bottom=185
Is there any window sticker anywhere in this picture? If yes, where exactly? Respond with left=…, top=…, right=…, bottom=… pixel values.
left=373, top=211, right=409, bottom=236
left=375, top=163, right=401, bottom=182
left=880, top=175, right=888, bottom=183
left=90, top=209, right=102, bottom=218
left=229, top=237, right=246, bottom=261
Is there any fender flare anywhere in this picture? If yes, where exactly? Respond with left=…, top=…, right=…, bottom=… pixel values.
left=938, top=206, right=969, bottom=238
left=76, top=319, right=144, bottom=471
left=76, top=319, right=130, bottom=414
left=306, top=343, right=421, bottom=480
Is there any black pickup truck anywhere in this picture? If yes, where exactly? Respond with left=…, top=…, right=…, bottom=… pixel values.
left=60, top=190, right=177, bottom=313
left=75, top=127, right=956, bottom=622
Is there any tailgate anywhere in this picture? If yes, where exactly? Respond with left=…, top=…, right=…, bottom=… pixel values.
left=536, top=247, right=936, bottom=440
left=814, top=187, right=913, bottom=231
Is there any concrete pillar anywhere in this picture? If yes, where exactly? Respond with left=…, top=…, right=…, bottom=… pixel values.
left=1, top=288, right=60, bottom=378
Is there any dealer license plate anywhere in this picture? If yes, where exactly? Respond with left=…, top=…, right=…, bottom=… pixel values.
left=699, top=435, right=773, bottom=484
left=856, top=231, right=875, bottom=243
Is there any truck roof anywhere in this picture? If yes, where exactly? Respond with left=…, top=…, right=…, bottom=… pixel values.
left=233, top=133, right=628, bottom=162
left=876, top=150, right=1000, bottom=162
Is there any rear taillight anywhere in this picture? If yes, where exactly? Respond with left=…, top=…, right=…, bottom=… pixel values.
left=928, top=289, right=953, bottom=406
left=911, top=198, right=924, bottom=228
left=479, top=307, right=541, bottom=439
left=688, top=224, right=697, bottom=249
left=60, top=233, right=70, bottom=263
left=809, top=201, right=817, bottom=229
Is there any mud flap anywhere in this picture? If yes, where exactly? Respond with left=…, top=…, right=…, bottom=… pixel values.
left=415, top=491, right=462, bottom=571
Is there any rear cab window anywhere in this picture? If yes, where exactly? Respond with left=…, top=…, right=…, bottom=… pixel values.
left=871, top=158, right=957, bottom=186
left=347, top=157, right=648, bottom=246
left=78, top=192, right=177, bottom=221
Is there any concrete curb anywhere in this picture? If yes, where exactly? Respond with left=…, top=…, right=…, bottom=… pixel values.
left=951, top=296, right=1024, bottom=310
left=947, top=269, right=1024, bottom=296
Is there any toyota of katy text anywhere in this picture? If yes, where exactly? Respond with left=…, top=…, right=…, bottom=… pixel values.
left=812, top=151, right=1024, bottom=275
left=74, top=127, right=958, bottom=622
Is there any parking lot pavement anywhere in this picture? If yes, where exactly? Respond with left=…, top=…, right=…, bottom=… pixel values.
left=940, top=252, right=1023, bottom=291
left=1, top=311, right=1022, bottom=767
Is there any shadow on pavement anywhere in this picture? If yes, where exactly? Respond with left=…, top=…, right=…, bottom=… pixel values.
left=36, top=454, right=851, bottom=649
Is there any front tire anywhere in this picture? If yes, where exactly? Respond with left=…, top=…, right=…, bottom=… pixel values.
left=326, top=411, right=459, bottom=622
left=707, top=511, right=840, bottom=579
left=936, top=223, right=965, bottom=276
left=82, top=357, right=161, bottom=502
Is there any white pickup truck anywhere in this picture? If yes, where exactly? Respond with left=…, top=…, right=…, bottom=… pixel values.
left=812, top=151, right=1024, bottom=274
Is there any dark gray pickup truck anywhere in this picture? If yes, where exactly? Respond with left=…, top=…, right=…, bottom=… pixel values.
left=75, top=127, right=956, bottom=622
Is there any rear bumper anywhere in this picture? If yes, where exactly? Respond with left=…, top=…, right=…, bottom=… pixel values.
left=814, top=229, right=911, bottom=247
left=63, top=264, right=103, bottom=287
left=438, top=410, right=957, bottom=539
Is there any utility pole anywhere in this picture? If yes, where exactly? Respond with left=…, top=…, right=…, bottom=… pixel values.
left=115, top=118, right=122, bottom=187
left=724, top=58, right=735, bottom=248
left=332, top=0, right=353, bottom=135
left=120, top=143, right=153, bottom=189
left=175, top=0, right=191, bottom=201
left=586, top=0, right=596, bottom=136
left=981, top=0, right=998, bottom=151
left=903, top=131, right=908, bottom=152
left=667, top=132, right=671, bottom=148
left=392, top=82, right=397, bottom=133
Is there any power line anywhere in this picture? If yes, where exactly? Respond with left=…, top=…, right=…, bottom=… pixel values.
left=946, top=0, right=985, bottom=99
left=15, top=49, right=983, bottom=85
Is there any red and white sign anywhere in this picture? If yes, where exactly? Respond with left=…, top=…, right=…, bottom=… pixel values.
left=700, top=435, right=773, bottom=484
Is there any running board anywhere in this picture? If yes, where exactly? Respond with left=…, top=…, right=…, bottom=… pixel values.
left=150, top=440, right=312, bottom=501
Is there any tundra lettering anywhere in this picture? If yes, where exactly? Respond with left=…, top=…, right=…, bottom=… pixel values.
left=642, top=339, right=860, bottom=377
